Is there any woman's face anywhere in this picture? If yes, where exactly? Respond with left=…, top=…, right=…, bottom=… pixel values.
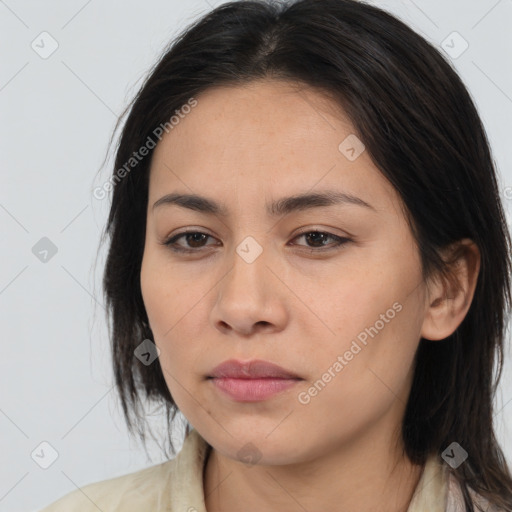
left=140, top=79, right=431, bottom=465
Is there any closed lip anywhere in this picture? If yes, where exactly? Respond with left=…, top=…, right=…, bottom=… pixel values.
left=208, top=359, right=302, bottom=379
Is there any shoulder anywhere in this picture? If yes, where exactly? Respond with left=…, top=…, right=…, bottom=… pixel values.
left=38, top=428, right=210, bottom=512
left=446, top=471, right=508, bottom=512
left=39, top=459, right=176, bottom=512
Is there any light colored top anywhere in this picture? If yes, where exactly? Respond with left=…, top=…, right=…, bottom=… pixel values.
left=39, top=428, right=498, bottom=512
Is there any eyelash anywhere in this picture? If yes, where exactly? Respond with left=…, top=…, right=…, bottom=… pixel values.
left=162, top=229, right=351, bottom=254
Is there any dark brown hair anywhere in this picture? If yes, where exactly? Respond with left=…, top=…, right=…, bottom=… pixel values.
left=97, top=1, right=512, bottom=509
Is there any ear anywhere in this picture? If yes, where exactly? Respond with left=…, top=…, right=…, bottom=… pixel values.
left=420, top=238, right=481, bottom=341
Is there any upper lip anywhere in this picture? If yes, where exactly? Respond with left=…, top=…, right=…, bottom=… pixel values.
left=209, top=359, right=302, bottom=379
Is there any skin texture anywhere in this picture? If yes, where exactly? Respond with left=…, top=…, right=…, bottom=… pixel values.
left=140, top=79, right=480, bottom=512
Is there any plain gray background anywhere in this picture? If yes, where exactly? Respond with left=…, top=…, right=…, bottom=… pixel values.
left=1, top=1, right=511, bottom=511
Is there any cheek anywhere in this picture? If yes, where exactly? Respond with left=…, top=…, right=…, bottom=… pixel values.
left=305, top=263, right=424, bottom=391
left=297, top=302, right=421, bottom=441
left=141, top=269, right=207, bottom=417
left=140, top=254, right=210, bottom=377
left=307, top=271, right=396, bottom=349
left=141, top=250, right=201, bottom=333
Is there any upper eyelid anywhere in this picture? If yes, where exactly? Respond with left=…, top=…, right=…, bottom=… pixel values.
left=167, top=228, right=345, bottom=239
left=167, top=225, right=350, bottom=238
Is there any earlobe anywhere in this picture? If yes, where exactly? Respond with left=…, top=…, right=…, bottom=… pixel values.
left=420, top=239, right=481, bottom=341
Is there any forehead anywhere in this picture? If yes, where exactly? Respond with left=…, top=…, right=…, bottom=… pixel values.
left=156, top=79, right=351, bottom=153
left=148, top=79, right=402, bottom=216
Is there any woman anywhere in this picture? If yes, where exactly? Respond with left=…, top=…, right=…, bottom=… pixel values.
left=41, top=0, right=512, bottom=510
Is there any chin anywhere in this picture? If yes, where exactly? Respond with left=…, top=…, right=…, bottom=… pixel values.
left=206, top=426, right=306, bottom=465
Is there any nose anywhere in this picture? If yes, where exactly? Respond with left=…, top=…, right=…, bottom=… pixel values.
left=209, top=244, right=289, bottom=337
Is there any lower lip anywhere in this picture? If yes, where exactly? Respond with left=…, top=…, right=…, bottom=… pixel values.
left=210, top=377, right=301, bottom=402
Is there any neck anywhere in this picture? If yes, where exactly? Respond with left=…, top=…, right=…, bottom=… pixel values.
left=203, top=427, right=424, bottom=512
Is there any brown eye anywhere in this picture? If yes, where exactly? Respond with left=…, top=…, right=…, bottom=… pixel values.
left=290, top=231, right=351, bottom=251
left=162, top=229, right=351, bottom=254
left=163, top=231, right=217, bottom=252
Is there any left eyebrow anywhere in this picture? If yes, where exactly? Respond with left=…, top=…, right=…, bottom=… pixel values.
left=152, top=190, right=377, bottom=217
